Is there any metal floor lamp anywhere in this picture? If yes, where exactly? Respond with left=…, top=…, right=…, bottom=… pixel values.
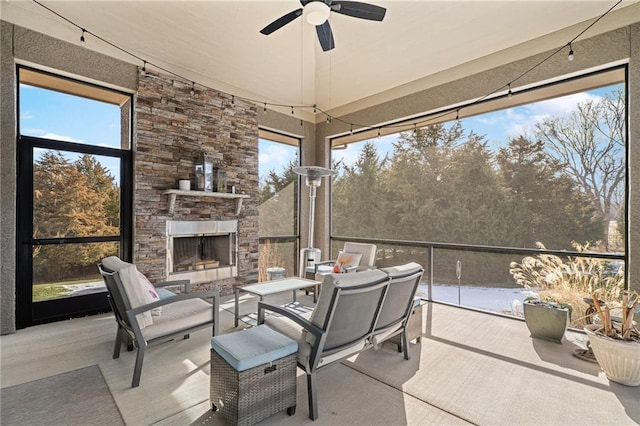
left=294, top=166, right=335, bottom=278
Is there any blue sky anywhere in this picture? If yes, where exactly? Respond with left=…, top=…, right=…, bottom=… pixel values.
left=331, top=86, right=618, bottom=172
left=21, top=82, right=620, bottom=184
left=20, top=84, right=123, bottom=183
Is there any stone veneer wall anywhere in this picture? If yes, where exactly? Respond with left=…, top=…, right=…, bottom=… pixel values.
left=135, top=70, right=259, bottom=293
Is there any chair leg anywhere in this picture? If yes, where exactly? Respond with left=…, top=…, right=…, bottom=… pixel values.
left=113, top=327, right=123, bottom=359
left=131, top=343, right=147, bottom=388
left=402, top=329, right=410, bottom=360
left=306, top=372, right=318, bottom=420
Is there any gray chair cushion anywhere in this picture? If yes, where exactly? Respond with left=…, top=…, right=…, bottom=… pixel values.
left=141, top=298, right=212, bottom=341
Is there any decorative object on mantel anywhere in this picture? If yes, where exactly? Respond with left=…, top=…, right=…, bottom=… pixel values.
left=162, top=190, right=249, bottom=215
left=178, top=179, right=190, bottom=191
left=213, top=165, right=227, bottom=193
left=294, top=166, right=336, bottom=277
left=195, top=153, right=215, bottom=192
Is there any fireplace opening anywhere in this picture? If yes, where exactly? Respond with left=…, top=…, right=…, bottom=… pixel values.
left=166, top=220, right=238, bottom=282
left=172, top=234, right=233, bottom=272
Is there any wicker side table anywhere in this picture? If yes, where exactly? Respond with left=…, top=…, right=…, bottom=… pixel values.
left=390, top=299, right=424, bottom=350
left=210, top=325, right=297, bottom=426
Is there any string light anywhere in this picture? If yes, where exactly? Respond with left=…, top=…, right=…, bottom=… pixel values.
left=568, top=43, right=575, bottom=61
left=30, top=0, right=621, bottom=138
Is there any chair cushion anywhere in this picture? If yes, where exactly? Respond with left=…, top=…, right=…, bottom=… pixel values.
left=102, top=256, right=154, bottom=328
left=307, top=269, right=389, bottom=346
left=211, top=325, right=298, bottom=372
left=142, top=297, right=213, bottom=341
left=264, top=311, right=313, bottom=369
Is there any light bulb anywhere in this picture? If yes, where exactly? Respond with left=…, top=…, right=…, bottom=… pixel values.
left=304, top=2, right=330, bottom=26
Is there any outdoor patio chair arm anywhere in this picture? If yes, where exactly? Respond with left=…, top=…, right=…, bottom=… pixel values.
left=128, top=288, right=219, bottom=317
left=257, top=301, right=324, bottom=339
left=314, top=260, right=336, bottom=274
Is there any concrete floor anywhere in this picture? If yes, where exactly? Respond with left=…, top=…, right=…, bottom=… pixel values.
left=1, top=291, right=639, bottom=425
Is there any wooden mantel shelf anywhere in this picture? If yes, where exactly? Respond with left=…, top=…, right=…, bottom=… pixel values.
left=162, top=189, right=250, bottom=215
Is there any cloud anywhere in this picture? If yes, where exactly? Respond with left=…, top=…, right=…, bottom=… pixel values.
left=41, top=133, right=84, bottom=143
left=501, top=92, right=602, bottom=139
left=258, top=142, right=298, bottom=180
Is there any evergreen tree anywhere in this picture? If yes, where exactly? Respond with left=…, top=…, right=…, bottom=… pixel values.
left=33, top=151, right=120, bottom=281
left=332, top=142, right=388, bottom=237
left=496, top=136, right=603, bottom=249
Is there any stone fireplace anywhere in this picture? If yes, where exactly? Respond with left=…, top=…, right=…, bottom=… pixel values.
left=133, top=69, right=259, bottom=291
left=166, top=220, right=238, bottom=282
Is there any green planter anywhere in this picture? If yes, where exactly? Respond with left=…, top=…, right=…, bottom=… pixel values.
left=523, top=301, right=570, bottom=344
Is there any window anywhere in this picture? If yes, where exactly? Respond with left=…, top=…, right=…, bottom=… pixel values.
left=331, top=68, right=626, bottom=254
left=258, top=129, right=300, bottom=280
left=16, top=66, right=132, bottom=326
left=330, top=68, right=627, bottom=324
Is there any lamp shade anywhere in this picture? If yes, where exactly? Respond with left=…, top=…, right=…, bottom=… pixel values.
left=304, top=1, right=331, bottom=26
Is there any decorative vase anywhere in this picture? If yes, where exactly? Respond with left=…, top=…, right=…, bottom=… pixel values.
left=585, top=324, right=640, bottom=387
left=523, top=301, right=569, bottom=344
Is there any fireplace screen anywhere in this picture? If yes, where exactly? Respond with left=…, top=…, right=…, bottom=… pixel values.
left=166, top=220, right=238, bottom=281
left=171, top=234, right=233, bottom=272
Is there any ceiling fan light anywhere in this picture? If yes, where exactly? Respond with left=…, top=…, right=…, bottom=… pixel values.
left=304, top=2, right=330, bottom=26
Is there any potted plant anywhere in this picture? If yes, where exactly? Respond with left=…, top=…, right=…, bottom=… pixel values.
left=510, top=251, right=573, bottom=343
left=521, top=293, right=572, bottom=343
left=585, top=291, right=640, bottom=386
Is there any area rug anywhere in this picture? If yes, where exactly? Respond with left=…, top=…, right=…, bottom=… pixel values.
left=1, top=365, right=124, bottom=426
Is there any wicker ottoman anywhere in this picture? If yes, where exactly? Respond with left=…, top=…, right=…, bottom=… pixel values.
left=210, top=325, right=297, bottom=426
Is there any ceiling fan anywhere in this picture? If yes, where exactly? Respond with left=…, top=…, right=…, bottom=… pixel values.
left=260, top=0, right=386, bottom=52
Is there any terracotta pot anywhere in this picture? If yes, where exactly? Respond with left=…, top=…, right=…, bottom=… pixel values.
left=523, top=301, right=569, bottom=344
left=585, top=324, right=640, bottom=387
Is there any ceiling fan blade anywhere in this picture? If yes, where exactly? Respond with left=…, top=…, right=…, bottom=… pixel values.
left=332, top=1, right=386, bottom=21
left=260, top=8, right=303, bottom=35
left=316, top=21, right=335, bottom=52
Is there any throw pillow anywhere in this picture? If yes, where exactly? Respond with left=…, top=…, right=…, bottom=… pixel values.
left=334, top=251, right=363, bottom=272
left=101, top=256, right=154, bottom=328
left=137, top=271, right=162, bottom=316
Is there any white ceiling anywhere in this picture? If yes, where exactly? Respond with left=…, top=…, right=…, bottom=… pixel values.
left=2, top=1, right=638, bottom=121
